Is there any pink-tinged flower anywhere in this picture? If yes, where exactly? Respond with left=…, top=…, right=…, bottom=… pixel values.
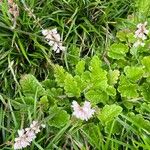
left=25, top=128, right=36, bottom=142
left=42, top=28, right=66, bottom=53
left=14, top=121, right=45, bottom=149
left=30, top=121, right=40, bottom=133
left=134, top=22, right=149, bottom=40
left=72, top=101, right=95, bottom=121
left=14, top=129, right=30, bottom=149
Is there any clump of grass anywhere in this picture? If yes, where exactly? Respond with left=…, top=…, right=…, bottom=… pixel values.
left=0, top=0, right=134, bottom=95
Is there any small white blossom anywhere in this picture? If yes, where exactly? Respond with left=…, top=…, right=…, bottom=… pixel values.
left=42, top=28, right=66, bottom=53
left=14, top=129, right=30, bottom=150
left=14, top=121, right=45, bottom=149
left=133, top=40, right=145, bottom=47
left=135, top=22, right=149, bottom=40
left=30, top=121, right=40, bottom=133
left=133, top=22, right=149, bottom=47
left=72, top=101, right=95, bottom=121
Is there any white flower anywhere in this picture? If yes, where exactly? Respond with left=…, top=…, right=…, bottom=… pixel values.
left=42, top=28, right=65, bottom=53
left=133, top=40, right=145, bottom=47
left=14, top=129, right=30, bottom=149
left=30, top=121, right=40, bottom=133
left=25, top=128, right=36, bottom=142
left=14, top=121, right=45, bottom=149
left=72, top=101, right=95, bottom=121
left=134, top=22, right=149, bottom=40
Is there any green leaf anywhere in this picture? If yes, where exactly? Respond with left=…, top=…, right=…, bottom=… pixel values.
left=54, top=65, right=66, bottom=87
left=67, top=46, right=80, bottom=65
left=105, top=120, right=122, bottom=134
left=128, top=112, right=150, bottom=133
left=124, top=66, right=144, bottom=82
left=106, top=86, right=116, bottom=96
left=89, top=56, right=108, bottom=91
left=108, top=70, right=120, bottom=85
left=12, top=97, right=35, bottom=112
left=82, top=123, right=102, bottom=149
left=48, top=107, right=70, bottom=128
left=20, top=74, right=45, bottom=98
left=85, top=89, right=108, bottom=104
left=42, top=79, right=56, bottom=89
left=98, top=104, right=122, bottom=124
left=74, top=75, right=87, bottom=92
left=141, top=56, right=150, bottom=76
left=39, top=96, right=49, bottom=110
left=141, top=82, right=150, bottom=101
left=108, top=43, right=129, bottom=60
left=116, top=30, right=127, bottom=41
left=138, top=103, right=150, bottom=113
left=118, top=75, right=139, bottom=98
left=64, top=73, right=81, bottom=97
left=75, top=60, right=85, bottom=75
left=136, top=0, right=150, bottom=14
left=89, top=55, right=102, bottom=71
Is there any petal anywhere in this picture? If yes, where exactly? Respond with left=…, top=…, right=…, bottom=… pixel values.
left=51, top=28, right=57, bottom=34
left=18, top=129, right=25, bottom=137
left=42, top=29, right=49, bottom=36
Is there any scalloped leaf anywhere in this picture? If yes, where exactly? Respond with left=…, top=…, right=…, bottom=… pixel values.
left=106, top=86, right=116, bottom=96
left=128, top=112, right=150, bottom=133
left=54, top=65, right=66, bottom=87
left=67, top=46, right=80, bottom=65
left=48, top=107, right=70, bottom=128
left=20, top=74, right=45, bottom=98
left=64, top=73, right=81, bottom=97
left=124, top=66, right=144, bottom=82
left=75, top=60, right=85, bottom=75
left=108, top=43, right=129, bottom=60
left=85, top=89, right=108, bottom=104
left=108, top=70, right=120, bottom=85
left=141, top=56, right=150, bottom=76
left=98, top=104, right=122, bottom=124
left=141, top=82, right=150, bottom=101
left=82, top=123, right=102, bottom=148
left=89, top=56, right=108, bottom=91
left=118, top=75, right=139, bottom=98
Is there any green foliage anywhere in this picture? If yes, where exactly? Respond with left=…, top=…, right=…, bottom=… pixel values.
left=141, top=82, right=150, bottom=101
left=54, top=65, right=66, bottom=87
left=141, top=56, right=150, bottom=76
left=48, top=106, right=70, bottom=128
left=12, top=97, right=35, bottom=110
left=85, top=89, right=109, bottom=104
left=118, top=75, right=139, bottom=98
left=98, top=104, right=122, bottom=125
left=20, top=74, right=45, bottom=98
left=108, top=70, right=120, bottom=85
left=136, top=0, right=150, bottom=15
left=124, top=66, right=143, bottom=82
left=53, top=55, right=117, bottom=104
left=128, top=112, right=150, bottom=133
left=108, top=43, right=129, bottom=60
left=64, top=73, right=81, bottom=97
left=75, top=60, right=85, bottom=75
left=81, top=123, right=102, bottom=149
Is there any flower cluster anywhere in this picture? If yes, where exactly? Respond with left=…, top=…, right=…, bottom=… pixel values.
left=72, top=101, right=95, bottom=121
left=42, top=28, right=66, bottom=53
left=134, top=22, right=149, bottom=47
left=8, top=0, right=19, bottom=19
left=7, top=0, right=19, bottom=29
left=14, top=121, right=45, bottom=150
